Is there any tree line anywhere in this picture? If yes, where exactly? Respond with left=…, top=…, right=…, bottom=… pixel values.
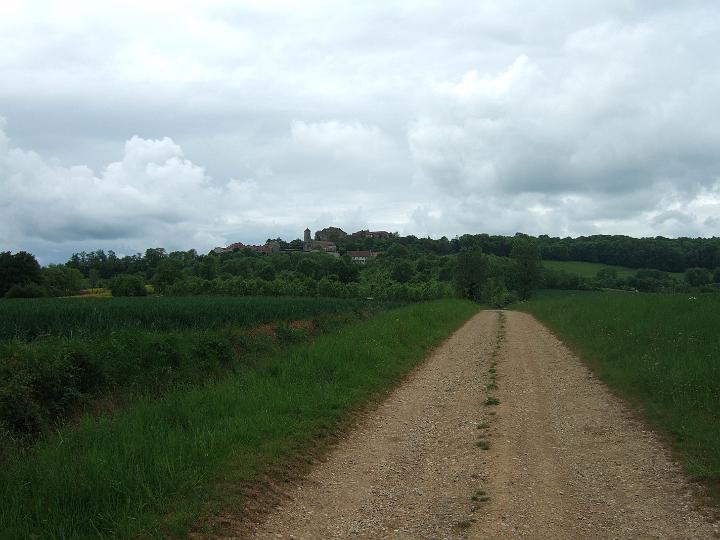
left=3, top=231, right=720, bottom=300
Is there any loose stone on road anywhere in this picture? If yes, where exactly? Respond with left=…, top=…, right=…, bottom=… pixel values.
left=236, top=311, right=718, bottom=539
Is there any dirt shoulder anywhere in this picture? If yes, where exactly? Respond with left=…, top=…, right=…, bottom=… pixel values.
left=220, top=310, right=718, bottom=539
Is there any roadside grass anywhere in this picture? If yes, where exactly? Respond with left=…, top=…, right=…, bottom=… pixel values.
left=0, top=308, right=379, bottom=441
left=0, top=299, right=478, bottom=538
left=518, top=292, right=720, bottom=496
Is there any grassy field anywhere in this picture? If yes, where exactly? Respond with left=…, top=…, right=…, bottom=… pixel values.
left=0, top=299, right=478, bottom=538
left=0, top=296, right=387, bottom=341
left=542, top=260, right=638, bottom=278
left=518, top=291, right=720, bottom=495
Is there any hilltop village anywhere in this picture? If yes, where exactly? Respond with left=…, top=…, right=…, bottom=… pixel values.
left=212, top=227, right=391, bottom=263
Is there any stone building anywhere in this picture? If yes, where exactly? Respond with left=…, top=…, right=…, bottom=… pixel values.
left=303, top=227, right=338, bottom=255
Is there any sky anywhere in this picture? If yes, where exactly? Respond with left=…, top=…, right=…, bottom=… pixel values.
left=1, top=0, right=719, bottom=263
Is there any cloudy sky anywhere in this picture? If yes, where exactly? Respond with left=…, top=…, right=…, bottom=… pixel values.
left=1, top=1, right=719, bottom=262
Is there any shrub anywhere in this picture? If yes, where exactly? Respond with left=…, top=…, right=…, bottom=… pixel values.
left=685, top=267, right=712, bottom=287
left=109, top=274, right=147, bottom=297
left=5, top=283, right=47, bottom=299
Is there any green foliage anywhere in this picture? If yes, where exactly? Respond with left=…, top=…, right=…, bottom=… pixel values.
left=627, top=269, right=684, bottom=293
left=520, top=292, right=720, bottom=493
left=482, top=277, right=510, bottom=308
left=0, top=299, right=478, bottom=538
left=541, top=267, right=583, bottom=290
left=109, top=274, right=148, bottom=297
left=391, top=261, right=414, bottom=283
left=41, top=265, right=84, bottom=297
left=0, top=251, right=42, bottom=297
left=152, top=259, right=183, bottom=292
left=454, top=250, right=488, bottom=301
left=4, top=283, right=46, bottom=299
left=0, top=298, right=390, bottom=440
left=510, top=236, right=541, bottom=300
left=88, top=268, right=101, bottom=288
left=0, top=296, right=383, bottom=341
left=685, top=267, right=712, bottom=287
left=543, top=260, right=654, bottom=279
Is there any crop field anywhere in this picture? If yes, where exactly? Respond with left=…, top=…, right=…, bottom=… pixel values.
left=0, top=299, right=478, bottom=538
left=519, top=291, right=720, bottom=491
left=0, top=295, right=386, bottom=341
left=0, top=296, right=397, bottom=441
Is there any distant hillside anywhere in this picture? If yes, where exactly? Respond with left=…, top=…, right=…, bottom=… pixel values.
left=541, top=260, right=684, bottom=279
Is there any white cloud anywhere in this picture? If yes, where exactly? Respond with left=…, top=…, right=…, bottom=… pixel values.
left=1, top=1, right=720, bottom=261
left=434, top=55, right=543, bottom=103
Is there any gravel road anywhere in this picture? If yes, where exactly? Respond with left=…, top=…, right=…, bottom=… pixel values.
left=239, top=310, right=718, bottom=539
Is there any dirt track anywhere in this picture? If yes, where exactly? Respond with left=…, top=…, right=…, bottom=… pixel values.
left=241, top=310, right=718, bottom=539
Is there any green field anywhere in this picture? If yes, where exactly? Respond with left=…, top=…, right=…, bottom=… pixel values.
left=542, top=260, right=684, bottom=279
left=0, top=296, right=388, bottom=341
left=543, top=260, right=634, bottom=278
left=0, top=299, right=478, bottom=538
left=519, top=291, right=720, bottom=495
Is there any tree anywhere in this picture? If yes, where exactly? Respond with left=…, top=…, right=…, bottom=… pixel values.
left=257, top=263, right=276, bottom=281
left=685, top=267, right=712, bottom=287
left=595, top=268, right=619, bottom=288
left=454, top=250, right=488, bottom=301
left=5, top=283, right=46, bottom=298
left=143, top=248, right=167, bottom=277
left=391, top=261, right=414, bottom=283
left=153, top=259, right=184, bottom=292
left=88, top=268, right=101, bottom=288
left=0, top=251, right=42, bottom=296
left=510, top=237, right=540, bottom=300
left=41, top=265, right=84, bottom=296
left=109, top=274, right=147, bottom=296
left=198, top=256, right=219, bottom=280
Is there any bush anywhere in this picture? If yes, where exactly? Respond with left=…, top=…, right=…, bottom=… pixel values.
left=109, top=274, right=147, bottom=297
left=685, top=267, right=712, bottom=287
left=41, top=265, right=84, bottom=297
left=482, top=277, right=510, bottom=308
left=5, top=283, right=47, bottom=299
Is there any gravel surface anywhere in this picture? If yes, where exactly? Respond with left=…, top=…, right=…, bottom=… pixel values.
left=232, top=310, right=718, bottom=539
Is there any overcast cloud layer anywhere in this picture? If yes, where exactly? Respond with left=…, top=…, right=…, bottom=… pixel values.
left=1, top=0, right=719, bottom=262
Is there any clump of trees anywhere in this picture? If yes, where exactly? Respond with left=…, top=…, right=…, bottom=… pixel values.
left=454, top=236, right=541, bottom=306
left=0, top=252, right=84, bottom=298
left=108, top=275, right=148, bottom=297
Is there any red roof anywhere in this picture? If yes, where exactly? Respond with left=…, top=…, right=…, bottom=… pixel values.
left=347, top=250, right=376, bottom=257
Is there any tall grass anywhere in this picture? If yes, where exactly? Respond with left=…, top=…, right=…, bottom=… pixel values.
left=0, top=299, right=478, bottom=538
left=0, top=296, right=389, bottom=341
left=519, top=292, right=720, bottom=491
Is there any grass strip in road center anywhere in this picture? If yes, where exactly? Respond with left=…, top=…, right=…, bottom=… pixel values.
left=0, top=298, right=478, bottom=538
